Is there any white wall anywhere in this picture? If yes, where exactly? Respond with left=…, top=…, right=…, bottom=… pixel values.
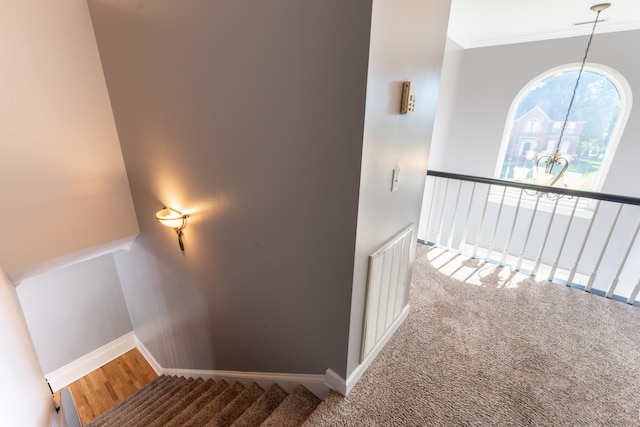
left=0, top=2, right=138, bottom=423
left=0, top=266, right=53, bottom=427
left=0, top=0, right=138, bottom=283
left=17, top=254, right=133, bottom=374
left=417, top=36, right=465, bottom=240
left=425, top=38, right=465, bottom=175
left=347, top=0, right=452, bottom=377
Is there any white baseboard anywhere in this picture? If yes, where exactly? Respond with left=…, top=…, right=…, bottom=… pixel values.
left=46, top=331, right=137, bottom=392
left=326, top=305, right=410, bottom=396
left=324, top=368, right=348, bottom=396
left=166, top=367, right=329, bottom=398
left=46, top=308, right=409, bottom=398
left=134, top=338, right=329, bottom=398
left=52, top=328, right=384, bottom=399
left=134, top=336, right=163, bottom=376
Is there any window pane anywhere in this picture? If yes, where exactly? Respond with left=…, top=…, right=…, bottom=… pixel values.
left=499, top=69, right=622, bottom=190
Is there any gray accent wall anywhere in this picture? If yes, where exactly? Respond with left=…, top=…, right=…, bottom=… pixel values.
left=89, top=0, right=373, bottom=377
left=89, top=0, right=451, bottom=380
left=17, top=254, right=133, bottom=374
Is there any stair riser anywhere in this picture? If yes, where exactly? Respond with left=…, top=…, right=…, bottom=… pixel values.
left=86, top=375, right=322, bottom=427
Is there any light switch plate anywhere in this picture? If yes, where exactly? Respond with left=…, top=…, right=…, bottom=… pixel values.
left=391, top=168, right=400, bottom=192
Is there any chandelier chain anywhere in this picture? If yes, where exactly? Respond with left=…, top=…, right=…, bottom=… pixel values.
left=555, top=9, right=603, bottom=154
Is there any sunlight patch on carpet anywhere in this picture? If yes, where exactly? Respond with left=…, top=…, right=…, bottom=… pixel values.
left=426, top=247, right=527, bottom=289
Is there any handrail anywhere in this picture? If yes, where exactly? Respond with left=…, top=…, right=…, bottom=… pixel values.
left=427, top=170, right=640, bottom=206
left=423, top=169, right=640, bottom=305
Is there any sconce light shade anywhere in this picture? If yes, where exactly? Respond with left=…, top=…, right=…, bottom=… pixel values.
left=155, top=207, right=187, bottom=251
left=156, top=207, right=187, bottom=230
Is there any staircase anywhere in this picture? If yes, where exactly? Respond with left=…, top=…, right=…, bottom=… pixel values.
left=85, top=375, right=323, bottom=427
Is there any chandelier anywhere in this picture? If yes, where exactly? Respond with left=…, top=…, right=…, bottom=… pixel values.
left=532, top=3, right=611, bottom=187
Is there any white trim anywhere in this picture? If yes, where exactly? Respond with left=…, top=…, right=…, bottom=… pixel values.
left=134, top=337, right=329, bottom=398
left=47, top=330, right=337, bottom=398
left=457, top=23, right=640, bottom=50
left=327, top=305, right=410, bottom=396
left=134, top=336, right=163, bottom=376
left=10, top=235, right=138, bottom=285
left=163, top=368, right=329, bottom=398
left=46, top=331, right=137, bottom=392
left=46, top=318, right=409, bottom=399
left=324, top=368, right=347, bottom=396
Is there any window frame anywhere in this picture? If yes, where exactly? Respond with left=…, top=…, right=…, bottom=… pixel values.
left=494, top=63, right=632, bottom=197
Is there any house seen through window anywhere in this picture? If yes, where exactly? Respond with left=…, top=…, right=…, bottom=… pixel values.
left=495, top=64, right=631, bottom=192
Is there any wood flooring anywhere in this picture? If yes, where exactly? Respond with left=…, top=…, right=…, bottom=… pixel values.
left=53, top=348, right=157, bottom=426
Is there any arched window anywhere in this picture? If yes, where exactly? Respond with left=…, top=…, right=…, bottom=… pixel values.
left=495, top=64, right=632, bottom=192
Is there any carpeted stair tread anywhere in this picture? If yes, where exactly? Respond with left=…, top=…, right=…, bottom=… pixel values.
left=230, top=383, right=289, bottom=427
left=120, top=376, right=191, bottom=427
left=104, top=375, right=177, bottom=427
left=146, top=378, right=211, bottom=427
left=300, top=390, right=356, bottom=427
left=203, top=382, right=264, bottom=427
left=130, top=376, right=203, bottom=427
left=182, top=381, right=245, bottom=427
left=163, top=380, right=231, bottom=427
left=116, top=376, right=187, bottom=427
left=260, top=385, right=321, bottom=427
left=86, top=374, right=171, bottom=427
left=86, top=375, right=326, bottom=427
left=86, top=375, right=169, bottom=426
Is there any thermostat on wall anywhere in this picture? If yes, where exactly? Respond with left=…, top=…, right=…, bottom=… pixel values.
left=400, top=81, right=415, bottom=114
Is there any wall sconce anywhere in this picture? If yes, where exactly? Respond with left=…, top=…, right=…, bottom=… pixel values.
left=155, top=207, right=187, bottom=251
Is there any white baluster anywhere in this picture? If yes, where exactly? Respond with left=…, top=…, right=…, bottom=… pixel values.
left=472, top=184, right=491, bottom=259
left=435, top=179, right=450, bottom=247
left=606, top=215, right=640, bottom=298
left=447, top=180, right=463, bottom=251
left=566, top=201, right=600, bottom=287
left=424, top=176, right=438, bottom=245
left=548, top=197, right=580, bottom=282
left=516, top=193, right=541, bottom=272
left=459, top=182, right=477, bottom=255
left=531, top=196, right=560, bottom=277
left=486, top=186, right=507, bottom=263
left=586, top=203, right=623, bottom=293
left=627, top=278, right=640, bottom=305
left=500, top=188, right=524, bottom=267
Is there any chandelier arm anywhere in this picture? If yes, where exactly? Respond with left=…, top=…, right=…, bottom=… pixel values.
left=536, top=155, right=551, bottom=176
left=549, top=158, right=570, bottom=186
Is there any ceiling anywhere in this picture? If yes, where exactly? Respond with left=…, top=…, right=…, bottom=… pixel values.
left=447, top=0, right=640, bottom=49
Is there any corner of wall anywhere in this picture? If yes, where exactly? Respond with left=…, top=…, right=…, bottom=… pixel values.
left=46, top=332, right=137, bottom=392
left=335, top=305, right=409, bottom=396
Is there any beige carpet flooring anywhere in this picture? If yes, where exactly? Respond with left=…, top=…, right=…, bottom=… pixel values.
left=304, top=244, right=640, bottom=426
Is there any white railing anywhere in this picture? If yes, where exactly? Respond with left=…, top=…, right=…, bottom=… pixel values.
left=419, top=170, right=640, bottom=305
